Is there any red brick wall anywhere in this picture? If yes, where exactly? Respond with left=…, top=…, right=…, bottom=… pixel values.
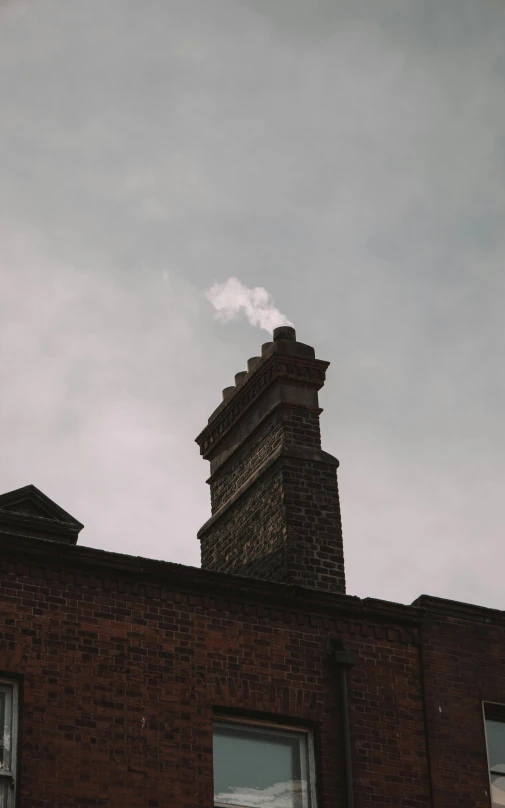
left=0, top=551, right=432, bottom=808
left=416, top=597, right=505, bottom=808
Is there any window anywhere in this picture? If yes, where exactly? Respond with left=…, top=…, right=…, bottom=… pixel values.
left=485, top=705, right=505, bottom=808
left=213, top=718, right=316, bottom=808
left=0, top=680, right=18, bottom=808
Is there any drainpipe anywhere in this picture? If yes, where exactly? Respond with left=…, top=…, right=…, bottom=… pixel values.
left=326, top=638, right=357, bottom=808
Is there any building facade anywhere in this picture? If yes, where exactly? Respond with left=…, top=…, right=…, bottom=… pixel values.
left=0, top=327, right=503, bottom=808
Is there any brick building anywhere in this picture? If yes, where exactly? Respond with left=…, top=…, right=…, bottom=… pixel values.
left=0, top=326, right=503, bottom=808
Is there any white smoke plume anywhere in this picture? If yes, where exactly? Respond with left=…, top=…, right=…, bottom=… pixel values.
left=206, top=277, right=293, bottom=335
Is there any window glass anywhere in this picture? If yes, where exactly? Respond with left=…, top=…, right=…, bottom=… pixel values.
left=485, top=717, right=505, bottom=807
left=0, top=682, right=16, bottom=808
left=213, top=721, right=313, bottom=808
left=0, top=686, right=13, bottom=773
left=0, top=780, right=9, bottom=808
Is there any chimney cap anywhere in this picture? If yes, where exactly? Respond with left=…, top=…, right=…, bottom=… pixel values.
left=273, top=326, right=296, bottom=342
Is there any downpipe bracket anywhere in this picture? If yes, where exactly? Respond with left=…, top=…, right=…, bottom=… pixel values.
left=326, top=637, right=357, bottom=670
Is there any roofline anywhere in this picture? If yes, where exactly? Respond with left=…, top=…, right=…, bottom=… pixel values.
left=412, top=593, right=505, bottom=623
left=0, top=529, right=422, bottom=627
left=1, top=530, right=501, bottom=628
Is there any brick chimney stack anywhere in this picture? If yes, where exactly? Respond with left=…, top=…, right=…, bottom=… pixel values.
left=195, top=327, right=346, bottom=593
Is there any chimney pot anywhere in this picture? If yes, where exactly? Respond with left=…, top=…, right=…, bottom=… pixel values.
left=247, top=356, right=261, bottom=372
left=235, top=371, right=247, bottom=386
left=273, top=326, right=296, bottom=342
left=261, top=341, right=273, bottom=358
left=222, top=386, right=235, bottom=400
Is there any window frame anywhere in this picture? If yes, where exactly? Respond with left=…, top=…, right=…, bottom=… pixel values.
left=483, top=701, right=505, bottom=808
left=212, top=715, right=318, bottom=808
left=0, top=677, right=19, bottom=808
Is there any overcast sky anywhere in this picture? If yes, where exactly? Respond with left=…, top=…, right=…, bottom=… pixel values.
left=1, top=0, right=504, bottom=609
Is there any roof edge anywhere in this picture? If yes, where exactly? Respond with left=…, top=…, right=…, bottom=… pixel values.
left=412, top=593, right=505, bottom=623
left=0, top=529, right=422, bottom=626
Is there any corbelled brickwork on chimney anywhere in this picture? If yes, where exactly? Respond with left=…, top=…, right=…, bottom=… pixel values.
left=196, top=327, right=346, bottom=593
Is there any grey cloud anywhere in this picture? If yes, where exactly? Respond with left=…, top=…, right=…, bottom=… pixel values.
left=0, top=0, right=504, bottom=608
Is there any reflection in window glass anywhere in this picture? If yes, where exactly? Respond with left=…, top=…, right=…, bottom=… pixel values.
left=486, top=717, right=505, bottom=807
left=213, top=721, right=314, bottom=808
